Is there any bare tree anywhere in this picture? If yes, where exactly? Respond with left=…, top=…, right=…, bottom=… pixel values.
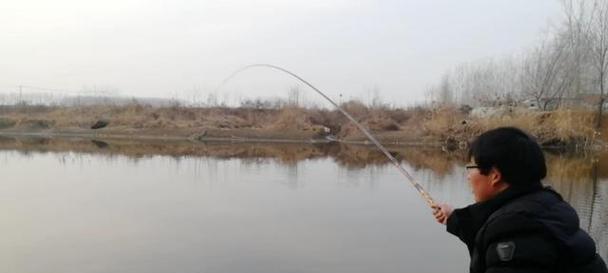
left=561, top=0, right=593, bottom=97
left=426, top=73, right=454, bottom=106
left=367, top=85, right=384, bottom=108
left=439, top=74, right=453, bottom=105
left=287, top=86, right=301, bottom=106
left=444, top=59, right=522, bottom=107
left=520, top=33, right=574, bottom=110
left=586, top=0, right=608, bottom=127
left=426, top=0, right=606, bottom=114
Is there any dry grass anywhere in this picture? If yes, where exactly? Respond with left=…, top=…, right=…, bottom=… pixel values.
left=467, top=108, right=598, bottom=146
left=414, top=106, right=603, bottom=148
left=0, top=103, right=606, bottom=148
left=420, top=106, right=468, bottom=139
left=267, top=107, right=314, bottom=130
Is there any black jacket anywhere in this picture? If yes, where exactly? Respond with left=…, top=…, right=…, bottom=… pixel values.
left=446, top=183, right=607, bottom=273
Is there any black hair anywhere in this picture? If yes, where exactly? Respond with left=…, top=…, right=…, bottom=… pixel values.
left=467, top=127, right=546, bottom=187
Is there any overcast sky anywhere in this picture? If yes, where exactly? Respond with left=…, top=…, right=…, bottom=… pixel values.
left=0, top=0, right=563, bottom=106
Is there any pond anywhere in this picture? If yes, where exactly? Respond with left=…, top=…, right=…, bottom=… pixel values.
left=0, top=138, right=606, bottom=273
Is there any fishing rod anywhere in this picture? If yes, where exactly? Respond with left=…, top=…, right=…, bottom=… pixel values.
left=217, top=64, right=436, bottom=208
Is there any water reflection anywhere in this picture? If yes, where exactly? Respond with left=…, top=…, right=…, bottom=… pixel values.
left=0, top=137, right=465, bottom=174
left=0, top=136, right=606, bottom=271
left=543, top=155, right=608, bottom=260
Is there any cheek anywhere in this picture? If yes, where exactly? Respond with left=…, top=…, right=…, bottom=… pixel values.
left=467, top=172, right=476, bottom=184
left=470, top=179, right=480, bottom=194
left=470, top=176, right=489, bottom=201
left=476, top=183, right=493, bottom=202
left=468, top=173, right=479, bottom=189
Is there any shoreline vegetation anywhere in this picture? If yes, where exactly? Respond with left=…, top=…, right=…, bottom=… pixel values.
left=1, top=135, right=606, bottom=182
left=1, top=102, right=608, bottom=151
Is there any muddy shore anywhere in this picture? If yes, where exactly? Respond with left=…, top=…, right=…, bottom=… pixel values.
left=1, top=103, right=607, bottom=151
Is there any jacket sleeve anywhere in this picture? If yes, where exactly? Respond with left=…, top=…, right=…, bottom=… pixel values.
left=446, top=207, right=477, bottom=253
left=482, top=213, right=560, bottom=273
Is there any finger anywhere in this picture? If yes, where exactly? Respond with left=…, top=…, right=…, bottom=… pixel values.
left=434, top=213, right=445, bottom=221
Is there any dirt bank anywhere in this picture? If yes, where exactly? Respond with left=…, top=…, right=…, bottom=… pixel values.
left=1, top=103, right=607, bottom=150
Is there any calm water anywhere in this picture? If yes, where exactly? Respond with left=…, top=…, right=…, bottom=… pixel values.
left=1, top=139, right=606, bottom=273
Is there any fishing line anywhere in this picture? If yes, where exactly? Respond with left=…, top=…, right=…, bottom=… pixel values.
left=217, top=64, right=436, bottom=208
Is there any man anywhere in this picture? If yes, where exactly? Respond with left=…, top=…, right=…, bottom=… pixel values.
left=432, top=127, right=607, bottom=273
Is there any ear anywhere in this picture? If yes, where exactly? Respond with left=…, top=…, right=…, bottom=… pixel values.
left=489, top=167, right=503, bottom=186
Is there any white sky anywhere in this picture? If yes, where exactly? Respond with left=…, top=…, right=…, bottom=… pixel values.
left=0, top=0, right=563, bottom=106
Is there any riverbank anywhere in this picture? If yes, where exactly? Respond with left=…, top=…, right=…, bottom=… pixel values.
left=1, top=134, right=606, bottom=180
left=0, top=103, right=606, bottom=150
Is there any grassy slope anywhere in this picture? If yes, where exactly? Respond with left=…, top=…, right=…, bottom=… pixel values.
left=0, top=103, right=607, bottom=149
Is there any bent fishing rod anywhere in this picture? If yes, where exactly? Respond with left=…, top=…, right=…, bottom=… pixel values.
left=217, top=64, right=436, bottom=208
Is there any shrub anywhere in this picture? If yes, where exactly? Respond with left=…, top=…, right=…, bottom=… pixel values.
left=0, top=118, right=16, bottom=129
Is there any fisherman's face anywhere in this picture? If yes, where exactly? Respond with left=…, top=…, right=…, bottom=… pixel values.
left=466, top=159, right=502, bottom=202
